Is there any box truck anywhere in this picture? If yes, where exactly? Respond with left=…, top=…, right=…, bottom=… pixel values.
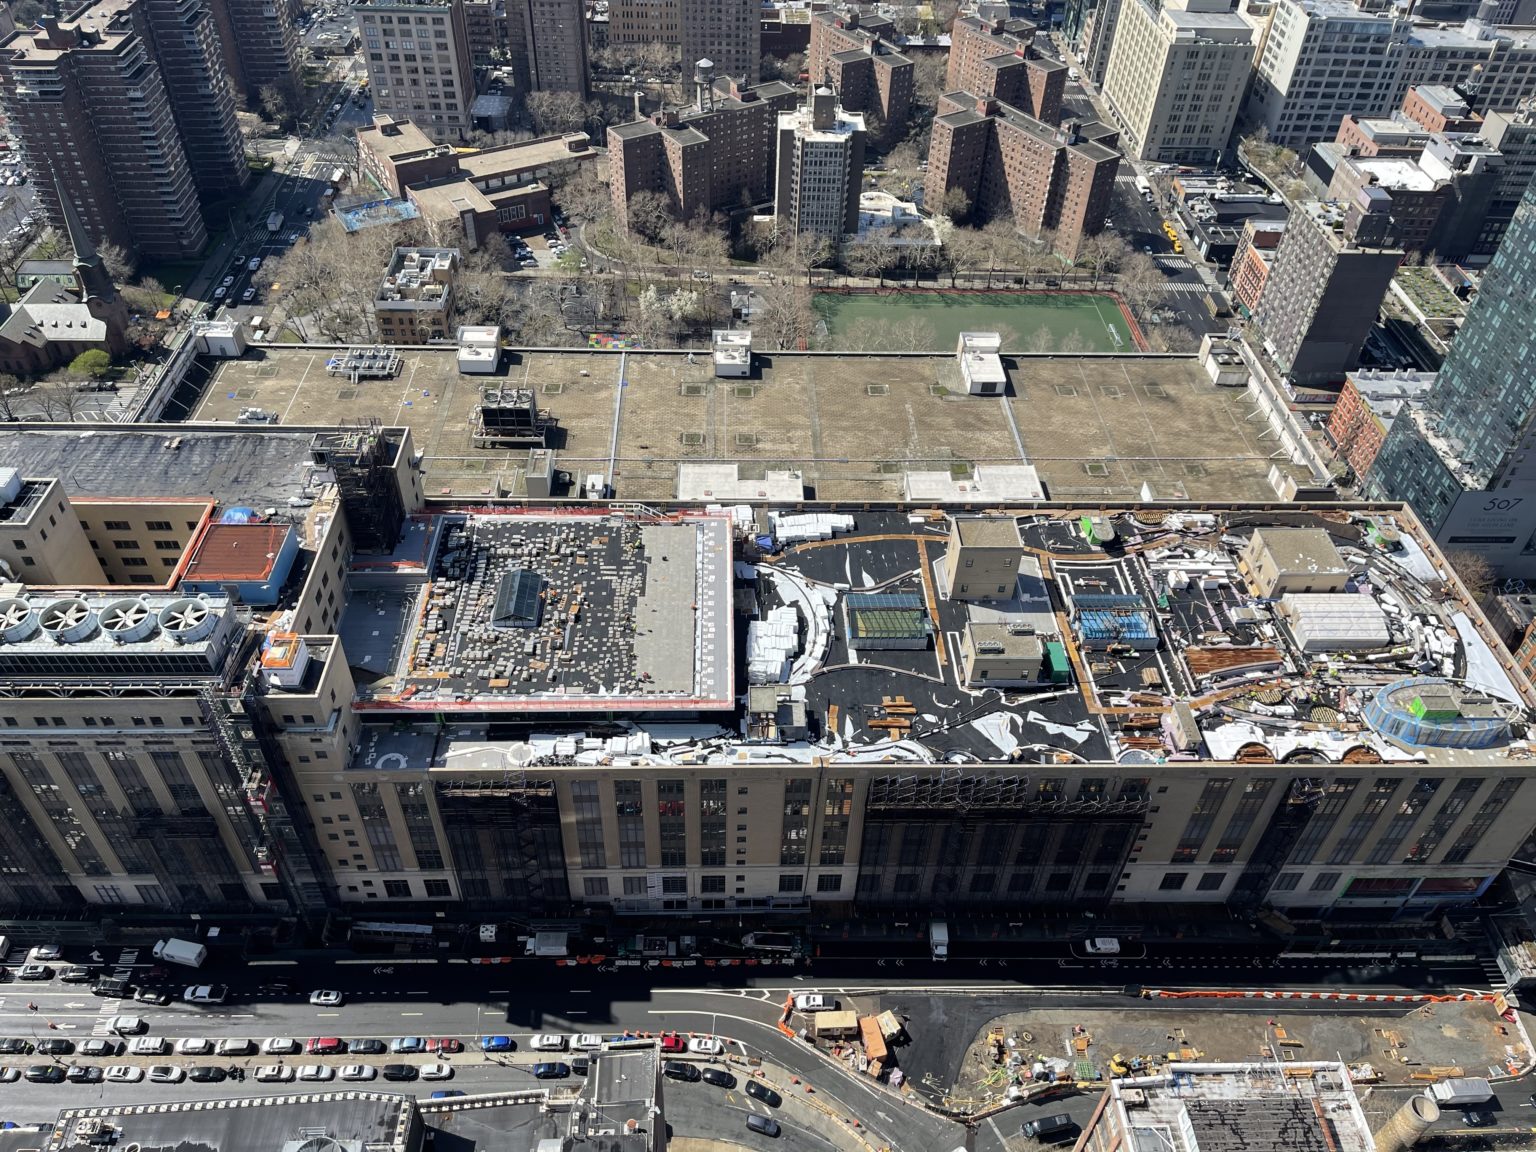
left=152, top=937, right=207, bottom=968
left=1429, top=1078, right=1494, bottom=1105
left=930, top=920, right=949, bottom=960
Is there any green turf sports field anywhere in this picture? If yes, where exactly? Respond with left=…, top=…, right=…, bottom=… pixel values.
left=811, top=291, right=1133, bottom=353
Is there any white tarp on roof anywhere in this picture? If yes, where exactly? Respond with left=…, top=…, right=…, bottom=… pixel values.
left=1279, top=593, right=1391, bottom=652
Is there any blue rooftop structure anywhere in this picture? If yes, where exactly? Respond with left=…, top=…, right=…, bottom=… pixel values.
left=1071, top=593, right=1157, bottom=650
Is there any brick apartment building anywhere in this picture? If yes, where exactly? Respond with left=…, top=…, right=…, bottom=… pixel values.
left=608, top=0, right=759, bottom=83
left=607, top=78, right=799, bottom=231
left=924, top=93, right=1119, bottom=259
left=946, top=14, right=1066, bottom=124
left=0, top=6, right=210, bottom=258
left=807, top=8, right=914, bottom=142
left=1227, top=218, right=1285, bottom=315
left=209, top=0, right=301, bottom=103
left=1326, top=369, right=1435, bottom=480
left=374, top=247, right=458, bottom=342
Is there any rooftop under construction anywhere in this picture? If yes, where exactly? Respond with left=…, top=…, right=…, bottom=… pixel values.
left=340, top=502, right=1533, bottom=770
left=346, top=508, right=735, bottom=713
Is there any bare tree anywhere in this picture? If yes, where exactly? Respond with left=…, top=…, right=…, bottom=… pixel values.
left=33, top=383, right=86, bottom=421
left=761, top=52, right=806, bottom=82
left=1024, top=324, right=1055, bottom=354
left=940, top=187, right=971, bottom=225
left=1117, top=250, right=1164, bottom=318
left=844, top=239, right=885, bottom=286
left=912, top=55, right=948, bottom=108
left=527, top=90, right=587, bottom=135
left=1446, top=550, right=1497, bottom=602
left=624, top=190, right=674, bottom=244
left=754, top=282, right=816, bottom=350
left=96, top=240, right=136, bottom=284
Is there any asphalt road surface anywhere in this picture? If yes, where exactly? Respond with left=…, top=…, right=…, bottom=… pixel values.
left=0, top=935, right=1498, bottom=1140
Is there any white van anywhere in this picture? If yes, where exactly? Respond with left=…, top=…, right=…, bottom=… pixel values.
left=129, top=1035, right=169, bottom=1055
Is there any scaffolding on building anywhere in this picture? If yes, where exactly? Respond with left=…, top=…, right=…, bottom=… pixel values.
left=311, top=419, right=405, bottom=553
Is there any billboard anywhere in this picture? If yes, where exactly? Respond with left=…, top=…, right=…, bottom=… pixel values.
left=1435, top=487, right=1536, bottom=578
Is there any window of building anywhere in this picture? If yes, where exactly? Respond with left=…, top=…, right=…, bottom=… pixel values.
left=384, top=880, right=411, bottom=898
left=778, top=874, right=804, bottom=893
left=583, top=877, right=609, bottom=896
left=1159, top=871, right=1188, bottom=890
left=424, top=879, right=451, bottom=897
left=1196, top=872, right=1225, bottom=891
left=622, top=876, right=647, bottom=896
left=701, top=875, right=726, bottom=893
left=816, top=873, right=842, bottom=892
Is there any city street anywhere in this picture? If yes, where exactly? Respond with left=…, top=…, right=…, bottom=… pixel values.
left=0, top=935, right=1502, bottom=1138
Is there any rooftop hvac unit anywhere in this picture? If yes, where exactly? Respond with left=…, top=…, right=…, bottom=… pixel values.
left=0, top=597, right=37, bottom=643
left=158, top=597, right=219, bottom=644
left=977, top=640, right=1006, bottom=653
left=100, top=597, right=158, bottom=644
left=39, top=597, right=97, bottom=644
left=1122, top=1088, right=1148, bottom=1108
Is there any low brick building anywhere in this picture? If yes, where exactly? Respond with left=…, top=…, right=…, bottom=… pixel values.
left=1326, top=369, right=1435, bottom=482
left=924, top=93, right=1118, bottom=259
left=374, top=247, right=457, bottom=343
left=1227, top=219, right=1285, bottom=316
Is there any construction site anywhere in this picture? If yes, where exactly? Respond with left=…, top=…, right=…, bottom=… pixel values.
left=345, top=508, right=735, bottom=713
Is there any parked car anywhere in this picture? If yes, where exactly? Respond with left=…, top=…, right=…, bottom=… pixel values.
left=427, top=1038, right=462, bottom=1054
left=340, top=1065, right=377, bottom=1081
left=0, top=1066, right=18, bottom=1083
left=307, top=1037, right=345, bottom=1055
left=128, top=1037, right=169, bottom=1056
left=35, top=1039, right=73, bottom=1056
left=309, top=990, right=343, bottom=1007
left=25, top=1065, right=65, bottom=1083
left=79, top=1039, right=121, bottom=1057
left=183, top=985, right=228, bottom=1005
left=0, top=1039, right=31, bottom=1055
left=1463, top=1111, right=1496, bottom=1129
left=264, top=1038, right=301, bottom=1055
left=29, top=945, right=61, bottom=961
left=793, top=994, right=835, bottom=1012
left=532, top=1062, right=570, bottom=1079
left=147, top=1066, right=185, bottom=1084
left=480, top=1036, right=513, bottom=1052
left=17, top=964, right=53, bottom=980
left=744, top=1080, right=781, bottom=1106
left=177, top=1038, right=214, bottom=1056
left=420, top=1064, right=452, bottom=1081
left=217, top=1038, right=255, bottom=1056
left=110, top=1016, right=146, bottom=1034
left=91, top=978, right=133, bottom=998
left=572, top=1034, right=605, bottom=1051
left=702, top=1068, right=736, bottom=1088
left=746, top=1114, right=781, bottom=1138
left=66, top=1065, right=104, bottom=1083
left=430, top=1090, right=465, bottom=1099
left=298, top=1065, right=335, bottom=1081
left=60, top=966, right=95, bottom=983
left=189, top=1066, right=228, bottom=1083
left=104, top=1066, right=143, bottom=1083
left=255, top=1065, right=296, bottom=1083
left=659, top=1033, right=687, bottom=1053
left=381, top=1064, right=418, bottom=1082
left=135, top=989, right=171, bottom=1005
left=530, top=1034, right=567, bottom=1052
left=347, top=1038, right=385, bottom=1055
left=663, top=1062, right=700, bottom=1082
left=390, top=1037, right=426, bottom=1054
left=688, top=1037, right=723, bottom=1055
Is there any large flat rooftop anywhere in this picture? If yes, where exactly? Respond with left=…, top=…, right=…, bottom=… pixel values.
left=343, top=504, right=1535, bottom=768
left=344, top=509, right=734, bottom=713
left=192, top=349, right=1292, bottom=502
